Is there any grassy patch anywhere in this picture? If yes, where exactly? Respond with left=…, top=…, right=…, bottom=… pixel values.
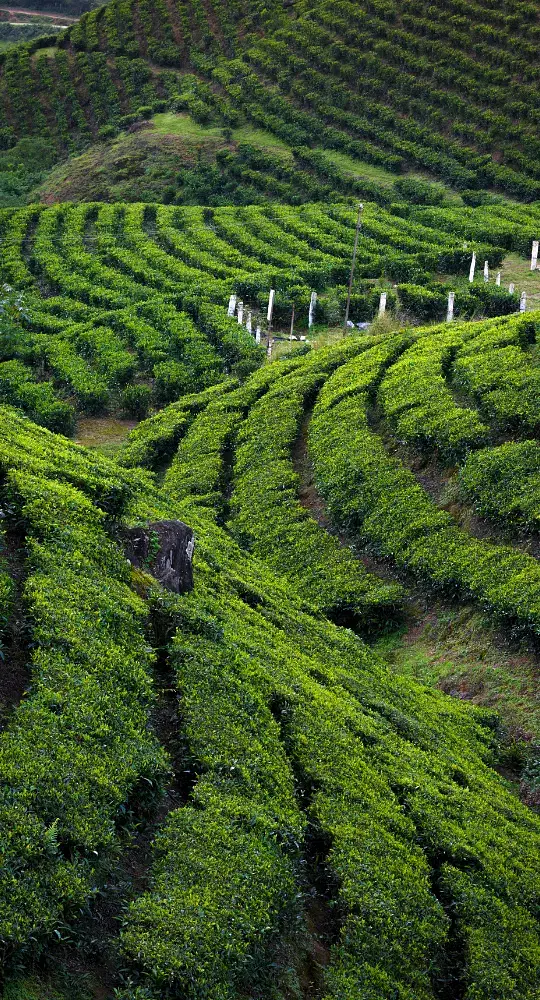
left=30, top=46, right=57, bottom=60
left=75, top=416, right=138, bottom=458
left=317, top=148, right=399, bottom=186
left=150, top=111, right=224, bottom=139
left=499, top=252, right=540, bottom=309
left=150, top=113, right=292, bottom=157
left=231, top=124, right=292, bottom=156
left=2, top=974, right=94, bottom=1000
left=316, top=149, right=462, bottom=202
left=374, top=603, right=540, bottom=739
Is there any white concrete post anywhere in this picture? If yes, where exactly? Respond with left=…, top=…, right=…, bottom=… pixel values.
left=246, top=312, right=252, bottom=334
left=509, top=283, right=515, bottom=294
left=483, top=260, right=489, bottom=282
left=520, top=291, right=527, bottom=313
left=237, top=301, right=243, bottom=325
left=308, top=291, right=317, bottom=328
left=496, top=272, right=501, bottom=286
left=469, top=252, right=476, bottom=283
left=227, top=293, right=236, bottom=317
left=267, top=289, right=275, bottom=325
left=255, top=326, right=261, bottom=345
left=378, top=291, right=387, bottom=316
left=531, top=241, right=539, bottom=270
left=446, top=291, right=455, bottom=322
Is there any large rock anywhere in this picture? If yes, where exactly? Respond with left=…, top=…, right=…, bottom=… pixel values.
left=124, top=520, right=194, bottom=593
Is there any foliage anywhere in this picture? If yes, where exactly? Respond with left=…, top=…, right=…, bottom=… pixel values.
left=0, top=406, right=167, bottom=949
left=458, top=440, right=540, bottom=529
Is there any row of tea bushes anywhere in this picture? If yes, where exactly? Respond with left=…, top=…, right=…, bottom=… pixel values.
left=119, top=379, right=236, bottom=468
left=378, top=326, right=489, bottom=461
left=309, top=340, right=540, bottom=637
left=458, top=440, right=540, bottom=531
left=119, top=430, right=540, bottom=999
left=162, top=358, right=302, bottom=516
left=228, top=347, right=404, bottom=626
left=377, top=313, right=540, bottom=460
left=0, top=406, right=166, bottom=948
left=453, top=340, right=540, bottom=434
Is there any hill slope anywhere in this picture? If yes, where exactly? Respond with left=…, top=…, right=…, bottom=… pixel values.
left=1, top=0, right=540, bottom=200
left=2, top=0, right=540, bottom=997
left=2, top=327, right=540, bottom=997
left=2, top=197, right=537, bottom=427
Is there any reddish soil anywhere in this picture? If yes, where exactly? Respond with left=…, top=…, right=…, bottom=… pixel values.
left=161, top=0, right=184, bottom=47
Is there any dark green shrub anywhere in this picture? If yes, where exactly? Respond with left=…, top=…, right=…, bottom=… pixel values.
left=120, top=384, right=152, bottom=419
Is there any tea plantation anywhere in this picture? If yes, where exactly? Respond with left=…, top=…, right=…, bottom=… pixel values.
left=1, top=0, right=540, bottom=997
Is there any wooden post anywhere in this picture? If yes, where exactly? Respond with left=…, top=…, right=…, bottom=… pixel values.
left=344, top=203, right=364, bottom=330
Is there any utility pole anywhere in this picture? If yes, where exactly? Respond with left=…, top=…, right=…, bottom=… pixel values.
left=344, top=202, right=363, bottom=330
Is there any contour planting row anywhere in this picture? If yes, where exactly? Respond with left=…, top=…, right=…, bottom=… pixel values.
left=0, top=198, right=521, bottom=424
left=308, top=337, right=540, bottom=636
left=0, top=406, right=167, bottom=950
left=377, top=313, right=539, bottom=460
left=119, top=419, right=540, bottom=999
left=233, top=0, right=540, bottom=197
left=3, top=0, right=540, bottom=198
left=227, top=341, right=404, bottom=625
left=3, top=399, right=540, bottom=997
left=458, top=440, right=540, bottom=531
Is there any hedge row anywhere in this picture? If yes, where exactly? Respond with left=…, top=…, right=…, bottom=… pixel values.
left=228, top=341, right=404, bottom=625
left=0, top=359, right=75, bottom=435
left=1, top=199, right=524, bottom=423
left=310, top=340, right=540, bottom=637
left=452, top=329, right=540, bottom=433
left=119, top=417, right=540, bottom=998
left=162, top=359, right=300, bottom=516
left=458, top=440, right=540, bottom=530
left=0, top=406, right=166, bottom=950
left=119, top=379, right=236, bottom=469
left=1, top=0, right=540, bottom=199
left=379, top=327, right=489, bottom=461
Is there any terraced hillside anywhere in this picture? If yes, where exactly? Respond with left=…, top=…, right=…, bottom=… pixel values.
left=2, top=0, right=540, bottom=200
left=2, top=197, right=540, bottom=428
left=2, top=316, right=540, bottom=999
left=1, top=0, right=540, bottom=996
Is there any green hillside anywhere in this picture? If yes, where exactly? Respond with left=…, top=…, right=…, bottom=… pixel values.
left=2, top=0, right=540, bottom=204
left=1, top=0, right=540, bottom=997
left=2, top=332, right=540, bottom=1000
left=1, top=197, right=538, bottom=429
